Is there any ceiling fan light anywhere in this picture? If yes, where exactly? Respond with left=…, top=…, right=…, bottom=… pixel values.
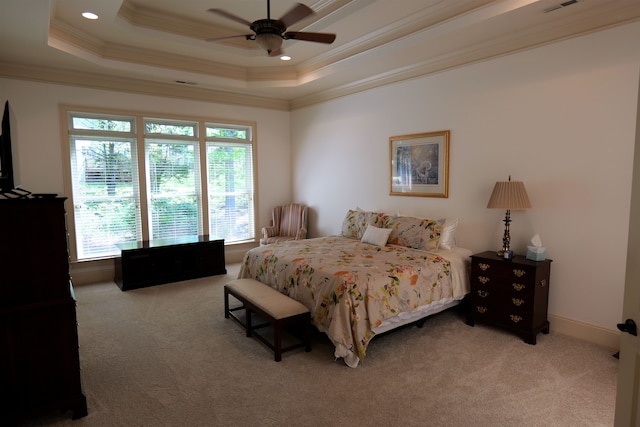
left=256, top=33, right=282, bottom=53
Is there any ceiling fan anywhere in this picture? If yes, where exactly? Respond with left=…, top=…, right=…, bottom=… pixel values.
left=207, top=1, right=336, bottom=57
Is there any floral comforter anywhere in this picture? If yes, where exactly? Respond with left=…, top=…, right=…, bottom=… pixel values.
left=238, top=235, right=469, bottom=367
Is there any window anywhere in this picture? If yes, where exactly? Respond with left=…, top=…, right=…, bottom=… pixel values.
left=68, top=114, right=141, bottom=259
left=144, top=118, right=201, bottom=239
left=206, top=124, right=254, bottom=243
left=65, top=109, right=255, bottom=261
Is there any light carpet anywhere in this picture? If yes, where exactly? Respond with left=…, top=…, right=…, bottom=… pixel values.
left=22, top=263, right=618, bottom=426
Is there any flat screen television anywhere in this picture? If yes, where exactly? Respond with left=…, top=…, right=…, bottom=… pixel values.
left=0, top=100, right=20, bottom=193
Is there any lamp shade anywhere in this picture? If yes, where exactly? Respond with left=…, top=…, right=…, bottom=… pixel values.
left=486, top=180, right=531, bottom=210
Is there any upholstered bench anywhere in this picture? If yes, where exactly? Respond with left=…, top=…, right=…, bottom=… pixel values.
left=224, top=278, right=311, bottom=361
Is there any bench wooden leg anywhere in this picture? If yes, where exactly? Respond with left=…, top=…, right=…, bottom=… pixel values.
left=246, top=307, right=253, bottom=337
left=224, top=287, right=230, bottom=319
left=304, top=316, right=311, bottom=352
left=274, top=319, right=282, bottom=362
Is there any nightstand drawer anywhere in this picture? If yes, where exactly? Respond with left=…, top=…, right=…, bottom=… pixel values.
left=470, top=274, right=535, bottom=296
left=469, top=288, right=533, bottom=313
left=470, top=304, right=534, bottom=330
left=472, top=259, right=536, bottom=282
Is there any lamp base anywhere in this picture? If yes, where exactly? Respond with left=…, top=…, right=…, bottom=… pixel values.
left=498, top=209, right=513, bottom=259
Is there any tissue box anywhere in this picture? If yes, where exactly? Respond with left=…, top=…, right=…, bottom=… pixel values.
left=526, top=246, right=546, bottom=261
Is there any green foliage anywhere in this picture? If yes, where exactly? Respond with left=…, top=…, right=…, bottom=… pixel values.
left=147, top=143, right=195, bottom=194
left=145, top=122, right=195, bottom=136
left=72, top=117, right=131, bottom=132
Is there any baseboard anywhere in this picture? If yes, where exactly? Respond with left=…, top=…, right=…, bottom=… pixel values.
left=70, top=258, right=115, bottom=286
left=70, top=242, right=257, bottom=285
left=549, top=313, right=620, bottom=351
left=225, top=242, right=257, bottom=263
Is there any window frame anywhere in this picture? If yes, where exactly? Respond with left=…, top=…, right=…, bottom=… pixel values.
left=61, top=106, right=257, bottom=262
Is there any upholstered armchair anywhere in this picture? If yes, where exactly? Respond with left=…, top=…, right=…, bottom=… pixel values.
left=260, top=203, right=308, bottom=245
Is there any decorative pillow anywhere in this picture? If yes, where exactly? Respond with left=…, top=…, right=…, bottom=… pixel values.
left=387, top=216, right=446, bottom=251
left=341, top=209, right=392, bottom=239
left=438, top=218, right=459, bottom=250
left=365, top=211, right=392, bottom=229
left=361, top=224, right=393, bottom=247
left=341, top=209, right=368, bottom=239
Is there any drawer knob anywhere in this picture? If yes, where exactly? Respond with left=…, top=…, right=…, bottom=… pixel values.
left=512, top=283, right=525, bottom=291
left=540, top=279, right=547, bottom=287
left=478, top=276, right=490, bottom=285
left=477, top=290, right=489, bottom=298
left=513, top=269, right=526, bottom=277
left=510, top=315, right=523, bottom=323
left=476, top=306, right=488, bottom=314
left=478, top=263, right=490, bottom=271
left=512, top=298, right=524, bottom=306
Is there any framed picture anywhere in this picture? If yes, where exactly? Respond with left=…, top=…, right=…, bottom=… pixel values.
left=389, top=130, right=450, bottom=198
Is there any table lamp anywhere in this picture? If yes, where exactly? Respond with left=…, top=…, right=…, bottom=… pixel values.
left=487, top=176, right=531, bottom=259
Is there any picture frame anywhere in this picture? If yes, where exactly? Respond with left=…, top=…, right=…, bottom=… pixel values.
left=389, top=130, right=450, bottom=198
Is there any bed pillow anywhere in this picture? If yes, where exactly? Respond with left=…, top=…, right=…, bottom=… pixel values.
left=387, top=216, right=446, bottom=251
left=341, top=209, right=392, bottom=239
left=341, top=209, right=368, bottom=239
left=366, top=211, right=392, bottom=228
left=437, top=218, right=459, bottom=250
left=361, top=224, right=393, bottom=247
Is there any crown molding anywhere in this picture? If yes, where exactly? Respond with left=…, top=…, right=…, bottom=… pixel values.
left=0, top=62, right=291, bottom=111
left=49, top=20, right=254, bottom=82
left=290, top=10, right=640, bottom=109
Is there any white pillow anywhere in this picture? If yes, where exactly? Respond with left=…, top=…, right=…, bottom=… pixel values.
left=361, top=224, right=392, bottom=247
left=438, top=218, right=459, bottom=250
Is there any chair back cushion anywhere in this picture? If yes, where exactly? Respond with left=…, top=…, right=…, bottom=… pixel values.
left=277, top=204, right=307, bottom=237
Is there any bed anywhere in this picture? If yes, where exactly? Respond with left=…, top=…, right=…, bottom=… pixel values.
left=238, top=209, right=471, bottom=367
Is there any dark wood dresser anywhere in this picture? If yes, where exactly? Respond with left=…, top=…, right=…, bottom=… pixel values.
left=466, top=251, right=552, bottom=344
left=0, top=196, right=87, bottom=423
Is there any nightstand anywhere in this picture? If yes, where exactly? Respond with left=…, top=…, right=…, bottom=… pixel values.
left=466, top=251, right=552, bottom=344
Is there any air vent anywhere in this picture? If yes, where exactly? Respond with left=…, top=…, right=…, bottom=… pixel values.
left=543, top=0, right=579, bottom=13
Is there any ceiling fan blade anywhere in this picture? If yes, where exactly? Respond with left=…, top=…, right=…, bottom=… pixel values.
left=207, top=8, right=253, bottom=27
left=278, top=3, right=314, bottom=28
left=268, top=47, right=284, bottom=57
left=206, top=34, right=254, bottom=42
left=284, top=32, right=336, bottom=44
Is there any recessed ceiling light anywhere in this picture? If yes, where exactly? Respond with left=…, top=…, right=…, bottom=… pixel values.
left=280, top=55, right=291, bottom=61
left=82, top=12, right=99, bottom=20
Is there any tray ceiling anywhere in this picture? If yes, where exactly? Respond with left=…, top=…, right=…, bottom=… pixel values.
left=1, top=0, right=639, bottom=110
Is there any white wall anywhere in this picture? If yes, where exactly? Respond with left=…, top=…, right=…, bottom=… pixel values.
left=0, top=79, right=291, bottom=262
left=291, top=22, right=640, bottom=334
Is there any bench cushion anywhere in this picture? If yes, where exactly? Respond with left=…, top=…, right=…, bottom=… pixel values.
left=225, top=279, right=308, bottom=320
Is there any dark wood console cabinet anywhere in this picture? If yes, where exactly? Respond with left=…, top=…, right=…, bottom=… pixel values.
left=0, top=196, right=87, bottom=424
left=114, top=235, right=226, bottom=291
